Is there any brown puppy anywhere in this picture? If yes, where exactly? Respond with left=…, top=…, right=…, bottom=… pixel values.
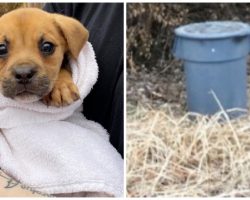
left=0, top=8, right=88, bottom=106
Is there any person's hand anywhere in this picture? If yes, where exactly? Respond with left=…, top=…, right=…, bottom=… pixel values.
left=0, top=170, right=49, bottom=197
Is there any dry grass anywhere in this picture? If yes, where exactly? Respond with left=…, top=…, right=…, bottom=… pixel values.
left=127, top=103, right=250, bottom=197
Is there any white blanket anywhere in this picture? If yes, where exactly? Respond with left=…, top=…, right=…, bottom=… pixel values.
left=0, top=42, right=123, bottom=197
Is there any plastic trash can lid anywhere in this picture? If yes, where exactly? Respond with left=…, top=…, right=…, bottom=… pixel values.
left=175, top=21, right=250, bottom=39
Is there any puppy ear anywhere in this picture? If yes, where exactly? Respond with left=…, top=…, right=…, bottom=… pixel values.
left=53, top=14, right=89, bottom=59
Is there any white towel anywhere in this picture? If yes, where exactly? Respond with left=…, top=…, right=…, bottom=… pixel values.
left=0, top=42, right=124, bottom=197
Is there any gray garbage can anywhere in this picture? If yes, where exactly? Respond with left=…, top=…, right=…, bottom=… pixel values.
left=173, top=21, right=250, bottom=117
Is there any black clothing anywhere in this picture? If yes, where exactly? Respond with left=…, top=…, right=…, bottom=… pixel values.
left=44, top=3, right=124, bottom=157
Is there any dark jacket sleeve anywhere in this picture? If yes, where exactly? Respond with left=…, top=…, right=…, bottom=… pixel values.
left=43, top=3, right=124, bottom=157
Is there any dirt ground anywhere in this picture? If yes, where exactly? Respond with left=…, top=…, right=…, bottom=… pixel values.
left=127, top=60, right=185, bottom=109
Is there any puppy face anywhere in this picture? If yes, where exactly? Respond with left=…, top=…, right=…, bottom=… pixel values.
left=0, top=8, right=88, bottom=99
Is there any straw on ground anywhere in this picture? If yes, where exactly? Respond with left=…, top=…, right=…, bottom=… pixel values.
left=127, top=103, right=250, bottom=197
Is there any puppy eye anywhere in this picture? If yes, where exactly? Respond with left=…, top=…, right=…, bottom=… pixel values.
left=40, top=41, right=55, bottom=55
left=0, top=43, right=8, bottom=57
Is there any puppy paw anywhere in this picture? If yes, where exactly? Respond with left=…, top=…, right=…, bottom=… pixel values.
left=42, top=68, right=80, bottom=107
left=42, top=81, right=80, bottom=107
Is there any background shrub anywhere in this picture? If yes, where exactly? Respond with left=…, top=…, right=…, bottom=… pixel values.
left=127, top=3, right=250, bottom=72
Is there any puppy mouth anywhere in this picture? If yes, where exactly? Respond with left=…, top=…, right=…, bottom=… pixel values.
left=1, top=76, right=51, bottom=99
left=15, top=87, right=42, bottom=96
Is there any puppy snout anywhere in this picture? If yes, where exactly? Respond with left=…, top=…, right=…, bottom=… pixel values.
left=13, top=66, right=37, bottom=84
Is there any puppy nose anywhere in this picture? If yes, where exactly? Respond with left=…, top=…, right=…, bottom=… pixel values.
left=13, top=66, right=37, bottom=84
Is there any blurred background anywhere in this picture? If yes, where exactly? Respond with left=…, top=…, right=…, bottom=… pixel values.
left=127, top=3, right=250, bottom=112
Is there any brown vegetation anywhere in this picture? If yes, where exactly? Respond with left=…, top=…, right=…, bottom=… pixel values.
left=127, top=3, right=250, bottom=197
left=127, top=3, right=250, bottom=72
